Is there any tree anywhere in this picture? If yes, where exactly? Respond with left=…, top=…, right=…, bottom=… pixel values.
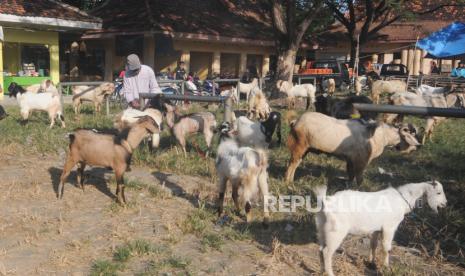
left=267, top=0, right=329, bottom=83
left=326, top=0, right=465, bottom=68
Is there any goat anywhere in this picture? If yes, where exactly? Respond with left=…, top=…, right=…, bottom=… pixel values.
left=114, top=107, right=163, bottom=150
left=314, top=180, right=447, bottom=276
left=415, top=84, right=455, bottom=96
left=247, top=89, right=271, bottom=120
left=8, top=80, right=59, bottom=96
left=234, top=112, right=282, bottom=149
left=385, top=91, right=465, bottom=144
left=276, top=80, right=316, bottom=110
left=165, top=104, right=217, bottom=156
left=285, top=112, right=420, bottom=185
left=238, top=78, right=259, bottom=102
left=314, top=94, right=377, bottom=121
left=0, top=105, right=8, bottom=120
left=322, top=78, right=336, bottom=96
left=8, top=82, right=65, bottom=128
left=58, top=116, right=160, bottom=204
left=72, top=82, right=115, bottom=114
left=220, top=87, right=239, bottom=105
left=370, top=79, right=407, bottom=104
left=216, top=123, right=270, bottom=226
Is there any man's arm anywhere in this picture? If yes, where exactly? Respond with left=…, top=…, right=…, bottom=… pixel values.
left=149, top=68, right=163, bottom=94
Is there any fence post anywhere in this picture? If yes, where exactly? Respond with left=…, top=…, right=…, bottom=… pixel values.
left=106, top=97, right=110, bottom=116
left=224, top=95, right=233, bottom=123
left=236, top=80, right=240, bottom=103
left=139, top=97, right=145, bottom=109
left=181, top=80, right=185, bottom=95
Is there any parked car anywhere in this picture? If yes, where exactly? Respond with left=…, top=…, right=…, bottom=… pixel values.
left=379, top=64, right=409, bottom=77
left=298, top=59, right=350, bottom=88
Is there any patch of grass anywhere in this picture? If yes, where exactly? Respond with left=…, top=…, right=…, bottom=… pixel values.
left=165, top=255, right=190, bottom=269
left=125, top=179, right=148, bottom=190
left=113, top=239, right=153, bottom=262
left=148, top=185, right=171, bottom=199
left=201, top=233, right=224, bottom=251
left=180, top=207, right=214, bottom=236
left=90, top=259, right=123, bottom=276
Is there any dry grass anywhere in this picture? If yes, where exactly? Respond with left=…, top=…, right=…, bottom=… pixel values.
left=1, top=99, right=465, bottom=274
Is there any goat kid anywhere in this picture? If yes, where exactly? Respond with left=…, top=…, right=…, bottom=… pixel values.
left=216, top=123, right=270, bottom=226
left=370, top=79, right=407, bottom=104
left=114, top=107, right=163, bottom=150
left=314, top=180, right=447, bottom=276
left=276, top=80, right=316, bottom=110
left=285, top=112, right=420, bottom=185
left=247, top=89, right=271, bottom=120
left=322, top=78, right=336, bottom=96
left=8, top=82, right=65, bottom=128
left=58, top=116, right=160, bottom=204
left=238, top=78, right=259, bottom=102
left=72, top=82, right=115, bottom=114
left=165, top=104, right=217, bottom=156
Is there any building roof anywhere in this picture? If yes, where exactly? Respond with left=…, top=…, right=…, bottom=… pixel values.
left=0, top=0, right=102, bottom=30
left=87, top=0, right=274, bottom=43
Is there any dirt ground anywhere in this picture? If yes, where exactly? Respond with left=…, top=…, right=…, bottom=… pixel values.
left=0, top=147, right=463, bottom=276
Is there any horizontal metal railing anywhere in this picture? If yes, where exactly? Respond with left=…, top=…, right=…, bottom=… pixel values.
left=353, top=103, right=465, bottom=118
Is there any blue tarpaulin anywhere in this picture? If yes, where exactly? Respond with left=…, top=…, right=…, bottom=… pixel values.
left=416, top=22, right=465, bottom=58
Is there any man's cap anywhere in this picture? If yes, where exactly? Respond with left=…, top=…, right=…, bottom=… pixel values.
left=126, top=54, right=141, bottom=71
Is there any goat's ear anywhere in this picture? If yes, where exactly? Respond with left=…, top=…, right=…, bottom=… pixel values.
left=432, top=179, right=437, bottom=187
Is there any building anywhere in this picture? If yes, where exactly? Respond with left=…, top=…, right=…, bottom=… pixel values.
left=315, top=3, right=465, bottom=75
left=83, top=0, right=275, bottom=81
left=0, top=0, right=101, bottom=98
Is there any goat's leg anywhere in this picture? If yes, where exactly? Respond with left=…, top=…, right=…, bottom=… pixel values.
left=58, top=155, right=77, bottom=199
left=258, top=170, right=270, bottom=227
left=204, top=130, right=214, bottom=158
left=423, top=118, right=435, bottom=144
left=354, top=162, right=367, bottom=186
left=285, top=146, right=307, bottom=183
left=115, top=171, right=126, bottom=205
left=217, top=177, right=227, bottom=217
left=346, top=160, right=355, bottom=185
left=76, top=162, right=86, bottom=191
left=369, top=231, right=381, bottom=265
left=322, top=230, right=346, bottom=276
left=231, top=182, right=241, bottom=213
left=381, top=229, right=396, bottom=267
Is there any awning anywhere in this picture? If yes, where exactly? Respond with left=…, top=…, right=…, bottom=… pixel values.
left=416, top=22, right=465, bottom=58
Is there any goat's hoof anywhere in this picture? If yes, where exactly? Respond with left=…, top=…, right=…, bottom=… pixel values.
left=365, top=261, right=377, bottom=270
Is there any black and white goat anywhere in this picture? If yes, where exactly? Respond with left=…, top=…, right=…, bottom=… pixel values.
left=314, top=94, right=377, bottom=121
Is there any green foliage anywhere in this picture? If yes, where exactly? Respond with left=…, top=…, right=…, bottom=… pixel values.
left=90, top=260, right=123, bottom=276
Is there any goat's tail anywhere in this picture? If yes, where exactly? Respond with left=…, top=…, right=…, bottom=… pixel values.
left=68, top=133, right=76, bottom=148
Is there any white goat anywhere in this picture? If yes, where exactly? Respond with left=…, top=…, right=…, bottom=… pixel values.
left=285, top=112, right=420, bottom=184
left=247, top=89, right=271, bottom=120
left=354, top=76, right=364, bottom=95
left=234, top=112, right=282, bottom=149
left=322, top=78, right=336, bottom=96
left=114, top=108, right=163, bottom=150
left=385, top=91, right=465, bottom=144
left=314, top=181, right=447, bottom=276
left=216, top=128, right=270, bottom=225
left=72, top=82, right=115, bottom=114
left=276, top=80, right=316, bottom=110
left=370, top=79, right=407, bottom=104
left=238, top=78, right=259, bottom=102
left=9, top=85, right=65, bottom=128
left=415, top=84, right=455, bottom=96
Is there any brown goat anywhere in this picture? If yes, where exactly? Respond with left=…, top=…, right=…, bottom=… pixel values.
left=58, top=116, right=160, bottom=204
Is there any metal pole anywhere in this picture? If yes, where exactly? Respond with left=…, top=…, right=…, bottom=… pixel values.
left=224, top=96, right=233, bottom=123
left=139, top=93, right=228, bottom=103
left=353, top=103, right=465, bottom=118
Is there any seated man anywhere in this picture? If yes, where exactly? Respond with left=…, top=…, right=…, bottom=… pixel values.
left=123, top=54, right=162, bottom=109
